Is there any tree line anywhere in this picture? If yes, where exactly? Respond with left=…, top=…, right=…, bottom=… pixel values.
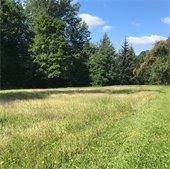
left=0, top=0, right=170, bottom=89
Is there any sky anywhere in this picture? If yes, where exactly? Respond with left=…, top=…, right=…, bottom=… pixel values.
left=76, top=0, right=170, bottom=54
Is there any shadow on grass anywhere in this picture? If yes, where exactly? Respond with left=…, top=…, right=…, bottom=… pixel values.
left=0, top=88, right=162, bottom=103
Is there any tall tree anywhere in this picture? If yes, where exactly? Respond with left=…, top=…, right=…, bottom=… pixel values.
left=31, top=13, right=68, bottom=86
left=135, top=38, right=170, bottom=84
left=28, top=0, right=90, bottom=87
left=0, top=0, right=31, bottom=89
left=117, top=38, right=136, bottom=85
left=89, top=33, right=116, bottom=86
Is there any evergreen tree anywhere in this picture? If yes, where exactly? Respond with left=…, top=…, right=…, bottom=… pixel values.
left=89, top=33, right=116, bottom=86
left=117, top=38, right=136, bottom=85
left=31, top=13, right=68, bottom=85
left=59, top=0, right=91, bottom=86
left=28, top=0, right=90, bottom=87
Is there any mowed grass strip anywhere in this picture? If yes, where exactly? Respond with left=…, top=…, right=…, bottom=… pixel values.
left=0, top=86, right=169, bottom=169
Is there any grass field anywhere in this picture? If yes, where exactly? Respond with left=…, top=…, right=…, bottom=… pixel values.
left=0, top=86, right=170, bottom=169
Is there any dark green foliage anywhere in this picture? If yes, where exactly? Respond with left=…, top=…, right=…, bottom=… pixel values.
left=116, top=38, right=136, bottom=85
left=63, top=7, right=90, bottom=86
left=31, top=13, right=66, bottom=78
left=28, top=0, right=90, bottom=87
left=89, top=33, right=116, bottom=86
left=0, top=0, right=31, bottom=89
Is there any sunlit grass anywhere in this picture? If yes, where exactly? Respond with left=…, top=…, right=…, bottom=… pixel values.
left=0, top=86, right=169, bottom=169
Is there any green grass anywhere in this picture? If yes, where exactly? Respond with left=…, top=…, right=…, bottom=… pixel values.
left=0, top=86, right=169, bottom=169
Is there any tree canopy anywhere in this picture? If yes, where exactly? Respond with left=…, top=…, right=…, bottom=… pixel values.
left=0, top=0, right=169, bottom=89
left=89, top=33, right=116, bottom=86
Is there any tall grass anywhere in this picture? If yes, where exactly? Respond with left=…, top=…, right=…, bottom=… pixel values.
left=0, top=86, right=169, bottom=169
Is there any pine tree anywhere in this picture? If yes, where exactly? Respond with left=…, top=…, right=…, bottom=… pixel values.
left=89, top=33, right=116, bottom=86
left=117, top=38, right=136, bottom=85
left=31, top=13, right=67, bottom=78
left=28, top=0, right=90, bottom=87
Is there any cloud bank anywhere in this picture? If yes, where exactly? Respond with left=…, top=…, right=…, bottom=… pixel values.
left=127, top=35, right=167, bottom=45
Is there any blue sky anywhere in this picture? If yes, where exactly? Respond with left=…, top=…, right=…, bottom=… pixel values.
left=77, top=0, right=170, bottom=54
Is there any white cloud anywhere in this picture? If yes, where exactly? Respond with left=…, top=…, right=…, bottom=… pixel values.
left=131, top=21, right=140, bottom=27
left=161, top=17, right=170, bottom=24
left=102, top=25, right=112, bottom=32
left=79, top=13, right=105, bottom=29
left=127, top=35, right=167, bottom=45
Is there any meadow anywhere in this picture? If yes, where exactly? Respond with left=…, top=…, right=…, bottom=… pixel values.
left=0, top=86, right=169, bottom=169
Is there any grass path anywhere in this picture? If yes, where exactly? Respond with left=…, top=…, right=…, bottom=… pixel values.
left=0, top=86, right=169, bottom=169
left=63, top=86, right=170, bottom=169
